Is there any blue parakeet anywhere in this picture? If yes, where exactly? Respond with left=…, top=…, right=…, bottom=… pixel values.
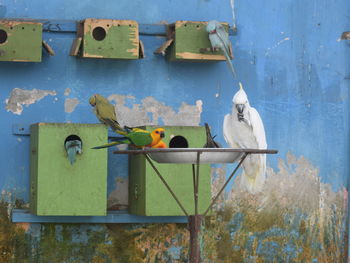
left=206, top=20, right=236, bottom=78
left=65, top=140, right=82, bottom=165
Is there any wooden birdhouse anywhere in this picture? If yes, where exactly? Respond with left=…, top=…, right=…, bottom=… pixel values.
left=29, top=123, right=108, bottom=216
left=129, top=126, right=211, bottom=216
left=70, top=18, right=144, bottom=59
left=0, top=20, right=43, bottom=62
left=154, top=20, right=233, bottom=62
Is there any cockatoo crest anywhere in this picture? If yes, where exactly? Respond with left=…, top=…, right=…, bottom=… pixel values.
left=233, top=82, right=249, bottom=105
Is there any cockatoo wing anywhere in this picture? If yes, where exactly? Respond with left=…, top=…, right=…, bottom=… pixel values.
left=249, top=107, right=267, bottom=149
left=223, top=114, right=240, bottom=148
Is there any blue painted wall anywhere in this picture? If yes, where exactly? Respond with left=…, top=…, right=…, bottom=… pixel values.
left=0, top=0, right=349, bottom=262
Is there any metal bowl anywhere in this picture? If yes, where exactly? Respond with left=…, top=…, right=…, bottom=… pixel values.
left=148, top=148, right=243, bottom=164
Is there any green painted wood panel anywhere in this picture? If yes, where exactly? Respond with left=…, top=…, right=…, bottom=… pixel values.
left=129, top=126, right=211, bottom=216
left=30, top=123, right=108, bottom=216
left=167, top=21, right=231, bottom=62
left=0, top=21, right=42, bottom=62
left=82, top=19, right=139, bottom=59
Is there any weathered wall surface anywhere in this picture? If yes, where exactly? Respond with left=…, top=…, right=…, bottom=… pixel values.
left=0, top=0, right=349, bottom=262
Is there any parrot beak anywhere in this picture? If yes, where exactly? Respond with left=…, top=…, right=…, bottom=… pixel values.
left=160, top=131, right=165, bottom=138
left=236, top=104, right=245, bottom=114
left=89, top=96, right=96, bottom=106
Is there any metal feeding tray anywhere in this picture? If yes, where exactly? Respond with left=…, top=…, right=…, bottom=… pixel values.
left=148, top=148, right=243, bottom=164
left=114, top=148, right=274, bottom=164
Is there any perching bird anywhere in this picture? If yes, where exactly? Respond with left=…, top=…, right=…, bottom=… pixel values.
left=92, top=128, right=166, bottom=149
left=223, top=82, right=267, bottom=193
left=206, top=20, right=235, bottom=78
left=203, top=123, right=221, bottom=148
left=152, top=140, right=167, bottom=148
left=89, top=94, right=125, bottom=134
left=65, top=139, right=82, bottom=165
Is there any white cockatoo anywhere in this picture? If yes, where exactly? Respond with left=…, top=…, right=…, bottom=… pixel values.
left=223, top=82, right=267, bottom=193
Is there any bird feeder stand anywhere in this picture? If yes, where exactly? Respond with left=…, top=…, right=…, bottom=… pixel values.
left=114, top=148, right=278, bottom=263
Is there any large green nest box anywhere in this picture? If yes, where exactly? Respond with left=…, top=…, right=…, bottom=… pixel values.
left=154, top=20, right=233, bottom=62
left=0, top=20, right=43, bottom=62
left=129, top=126, right=211, bottom=216
left=30, top=123, right=108, bottom=216
left=70, top=18, right=144, bottom=59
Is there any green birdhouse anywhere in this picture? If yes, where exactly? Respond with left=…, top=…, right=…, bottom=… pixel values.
left=29, top=123, right=108, bottom=216
left=0, top=20, right=43, bottom=62
left=70, top=18, right=143, bottom=59
left=129, top=126, right=211, bottom=216
left=155, top=20, right=232, bottom=62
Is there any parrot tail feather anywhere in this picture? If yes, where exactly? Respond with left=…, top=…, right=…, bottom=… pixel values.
left=224, top=52, right=236, bottom=78
left=92, top=142, right=120, bottom=149
left=103, top=118, right=127, bottom=135
left=240, top=170, right=265, bottom=194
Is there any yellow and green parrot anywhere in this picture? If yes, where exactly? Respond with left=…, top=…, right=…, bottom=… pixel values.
left=92, top=127, right=166, bottom=149
left=89, top=94, right=126, bottom=134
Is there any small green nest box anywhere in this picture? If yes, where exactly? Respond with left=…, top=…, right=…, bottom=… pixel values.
left=129, top=126, right=211, bottom=216
left=70, top=18, right=144, bottom=59
left=155, top=20, right=232, bottom=62
left=30, top=123, right=108, bottom=216
left=0, top=20, right=43, bottom=62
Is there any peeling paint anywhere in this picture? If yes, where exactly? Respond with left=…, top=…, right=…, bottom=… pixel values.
left=64, top=98, right=79, bottom=113
left=265, top=37, right=291, bottom=55
left=5, top=88, right=56, bottom=115
left=64, top=88, right=71, bottom=96
left=202, top=153, right=347, bottom=262
left=108, top=95, right=202, bottom=126
left=107, top=177, right=128, bottom=210
left=0, top=153, right=347, bottom=262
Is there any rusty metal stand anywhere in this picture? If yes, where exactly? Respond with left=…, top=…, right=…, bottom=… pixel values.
left=114, top=148, right=277, bottom=263
left=144, top=152, right=249, bottom=263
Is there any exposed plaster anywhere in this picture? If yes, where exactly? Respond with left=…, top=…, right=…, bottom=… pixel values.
left=107, top=177, right=128, bottom=210
left=5, top=88, right=56, bottom=115
left=265, top=37, right=290, bottom=56
left=108, top=95, right=203, bottom=127
left=64, top=88, right=71, bottom=96
left=64, top=98, right=79, bottom=113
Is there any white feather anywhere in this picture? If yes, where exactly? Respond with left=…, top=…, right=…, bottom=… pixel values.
left=223, top=84, right=267, bottom=193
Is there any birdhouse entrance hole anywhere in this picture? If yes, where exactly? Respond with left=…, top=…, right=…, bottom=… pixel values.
left=64, top=134, right=82, bottom=148
left=0, top=29, right=7, bottom=44
left=169, top=136, right=188, bottom=148
left=92, top=27, right=106, bottom=41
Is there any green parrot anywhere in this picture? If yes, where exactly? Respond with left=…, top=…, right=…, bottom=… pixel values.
left=89, top=94, right=126, bottom=134
left=92, top=127, right=165, bottom=149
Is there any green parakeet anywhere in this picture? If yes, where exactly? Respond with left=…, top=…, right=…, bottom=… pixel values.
left=89, top=94, right=125, bottom=134
left=92, top=128, right=165, bottom=149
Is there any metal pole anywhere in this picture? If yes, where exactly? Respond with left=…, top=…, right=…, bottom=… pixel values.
left=203, top=153, right=249, bottom=216
left=195, top=152, right=200, bottom=215
left=189, top=152, right=202, bottom=263
left=144, top=154, right=189, bottom=217
left=192, top=164, right=196, bottom=212
left=189, top=215, right=202, bottom=263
